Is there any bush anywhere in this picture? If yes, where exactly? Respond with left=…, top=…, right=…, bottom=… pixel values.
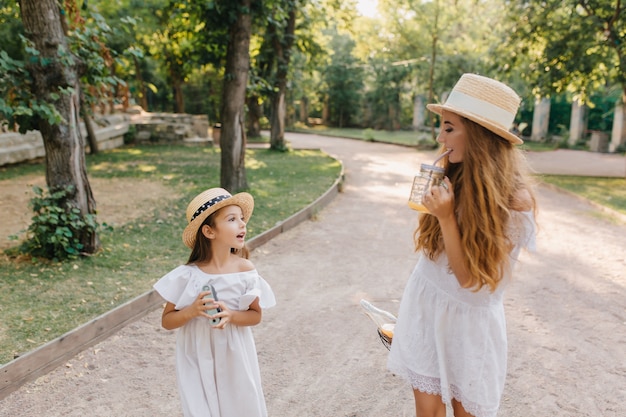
left=363, top=128, right=375, bottom=141
left=9, top=185, right=103, bottom=261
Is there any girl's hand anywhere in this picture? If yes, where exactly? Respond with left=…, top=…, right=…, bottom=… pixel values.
left=423, top=177, right=455, bottom=219
left=210, top=301, right=232, bottom=329
left=189, top=289, right=216, bottom=319
left=211, top=298, right=262, bottom=328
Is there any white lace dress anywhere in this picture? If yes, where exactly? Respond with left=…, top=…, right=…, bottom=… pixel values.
left=387, top=211, right=535, bottom=417
left=153, top=265, right=276, bottom=417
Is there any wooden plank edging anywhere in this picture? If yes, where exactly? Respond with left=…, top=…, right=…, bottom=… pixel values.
left=0, top=162, right=344, bottom=400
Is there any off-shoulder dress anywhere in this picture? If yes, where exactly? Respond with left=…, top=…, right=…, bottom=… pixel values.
left=154, top=265, right=276, bottom=417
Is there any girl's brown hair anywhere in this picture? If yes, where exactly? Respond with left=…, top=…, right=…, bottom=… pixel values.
left=186, top=208, right=249, bottom=265
left=415, top=117, right=536, bottom=292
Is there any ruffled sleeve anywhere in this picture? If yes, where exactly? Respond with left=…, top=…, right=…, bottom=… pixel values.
left=153, top=265, right=200, bottom=310
left=512, top=210, right=537, bottom=253
left=239, top=270, right=276, bottom=310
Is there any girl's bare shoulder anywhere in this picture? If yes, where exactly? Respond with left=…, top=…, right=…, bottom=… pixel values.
left=235, top=256, right=255, bottom=272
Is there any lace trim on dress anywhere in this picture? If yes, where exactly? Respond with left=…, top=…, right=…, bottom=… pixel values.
left=449, top=384, right=497, bottom=417
left=407, top=372, right=441, bottom=396
left=407, top=371, right=498, bottom=417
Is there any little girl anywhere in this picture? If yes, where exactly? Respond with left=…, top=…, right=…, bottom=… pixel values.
left=388, top=74, right=537, bottom=417
left=153, top=187, right=276, bottom=417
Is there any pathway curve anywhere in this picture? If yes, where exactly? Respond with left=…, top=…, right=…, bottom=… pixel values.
left=2, top=133, right=624, bottom=417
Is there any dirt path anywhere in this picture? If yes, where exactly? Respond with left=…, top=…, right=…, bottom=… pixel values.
left=1, top=134, right=625, bottom=416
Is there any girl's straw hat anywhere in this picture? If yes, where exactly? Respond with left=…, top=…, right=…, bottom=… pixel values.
left=182, top=187, right=254, bottom=249
left=427, top=73, right=523, bottom=145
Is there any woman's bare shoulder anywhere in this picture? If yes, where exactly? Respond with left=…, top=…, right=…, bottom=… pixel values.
left=511, top=188, right=533, bottom=212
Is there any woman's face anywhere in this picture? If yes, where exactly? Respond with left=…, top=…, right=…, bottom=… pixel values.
left=436, top=110, right=468, bottom=163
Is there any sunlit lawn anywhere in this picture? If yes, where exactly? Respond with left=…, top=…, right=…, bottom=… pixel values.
left=540, top=175, right=626, bottom=216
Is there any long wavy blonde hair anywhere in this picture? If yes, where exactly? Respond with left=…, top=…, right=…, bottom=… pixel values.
left=415, top=117, right=536, bottom=292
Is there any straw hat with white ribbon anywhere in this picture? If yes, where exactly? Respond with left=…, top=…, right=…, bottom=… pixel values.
left=426, top=73, right=523, bottom=145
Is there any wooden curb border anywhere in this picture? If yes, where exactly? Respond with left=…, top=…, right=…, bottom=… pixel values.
left=0, top=161, right=344, bottom=400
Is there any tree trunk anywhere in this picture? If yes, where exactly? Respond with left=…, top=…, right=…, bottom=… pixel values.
left=19, top=0, right=98, bottom=253
left=80, top=90, right=99, bottom=155
left=428, top=35, right=438, bottom=139
left=299, top=96, right=308, bottom=124
left=269, top=91, right=287, bottom=149
left=322, top=95, right=329, bottom=125
left=133, top=55, right=148, bottom=111
left=269, top=6, right=297, bottom=151
left=220, top=0, right=252, bottom=192
left=427, top=2, right=439, bottom=140
left=82, top=107, right=99, bottom=155
left=246, top=95, right=263, bottom=138
left=171, top=71, right=185, bottom=113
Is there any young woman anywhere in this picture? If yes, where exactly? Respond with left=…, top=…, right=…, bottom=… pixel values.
left=388, top=74, right=537, bottom=417
left=154, top=187, right=275, bottom=417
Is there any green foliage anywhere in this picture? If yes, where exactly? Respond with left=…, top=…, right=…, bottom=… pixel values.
left=0, top=2, right=24, bottom=60
left=322, top=28, right=364, bottom=127
left=587, top=88, right=620, bottom=132
left=67, top=11, right=127, bottom=109
left=0, top=7, right=126, bottom=132
left=182, top=65, right=224, bottom=121
left=0, top=46, right=66, bottom=132
left=123, top=123, right=137, bottom=144
left=502, top=0, right=625, bottom=103
left=364, top=59, right=412, bottom=129
left=9, top=186, right=103, bottom=261
left=363, top=128, right=375, bottom=141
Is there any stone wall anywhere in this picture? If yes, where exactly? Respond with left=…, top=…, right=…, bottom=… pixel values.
left=0, top=112, right=212, bottom=167
left=0, top=131, right=46, bottom=166
left=128, top=112, right=211, bottom=145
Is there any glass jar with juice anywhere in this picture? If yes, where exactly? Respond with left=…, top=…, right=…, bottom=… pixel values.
left=408, top=163, right=445, bottom=213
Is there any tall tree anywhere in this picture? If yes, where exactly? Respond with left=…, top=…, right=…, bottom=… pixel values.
left=504, top=0, right=625, bottom=100
left=322, top=28, right=363, bottom=127
left=17, top=0, right=98, bottom=253
left=149, top=2, right=204, bottom=113
left=503, top=0, right=626, bottom=145
left=267, top=0, right=298, bottom=151
left=220, top=0, right=254, bottom=192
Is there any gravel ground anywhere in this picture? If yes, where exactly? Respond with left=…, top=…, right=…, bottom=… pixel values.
left=1, top=133, right=624, bottom=417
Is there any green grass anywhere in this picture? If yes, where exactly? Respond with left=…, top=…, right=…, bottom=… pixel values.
left=539, top=175, right=626, bottom=216
left=0, top=144, right=341, bottom=364
left=288, top=124, right=559, bottom=152
left=289, top=125, right=435, bottom=147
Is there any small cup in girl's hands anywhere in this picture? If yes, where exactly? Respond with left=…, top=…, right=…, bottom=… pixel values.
left=202, top=284, right=221, bottom=325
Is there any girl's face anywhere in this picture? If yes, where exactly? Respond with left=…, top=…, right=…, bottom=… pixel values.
left=437, top=110, right=468, bottom=163
left=204, top=205, right=247, bottom=249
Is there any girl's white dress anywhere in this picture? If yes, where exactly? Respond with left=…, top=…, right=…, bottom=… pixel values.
left=388, top=210, right=535, bottom=417
left=154, top=265, right=276, bottom=417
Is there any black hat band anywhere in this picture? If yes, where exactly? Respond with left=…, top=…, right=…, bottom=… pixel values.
left=190, top=195, right=230, bottom=222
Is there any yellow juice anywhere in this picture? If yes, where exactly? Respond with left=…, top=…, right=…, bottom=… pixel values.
left=381, top=323, right=395, bottom=339
left=408, top=200, right=430, bottom=213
